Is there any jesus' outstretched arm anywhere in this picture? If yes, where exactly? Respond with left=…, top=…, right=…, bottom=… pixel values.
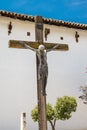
left=47, top=44, right=59, bottom=52
left=19, top=41, right=36, bottom=51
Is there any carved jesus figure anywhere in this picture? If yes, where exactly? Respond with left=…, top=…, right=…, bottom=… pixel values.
left=20, top=42, right=59, bottom=95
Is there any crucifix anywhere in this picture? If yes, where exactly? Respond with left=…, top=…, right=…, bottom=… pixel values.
left=9, top=16, right=69, bottom=130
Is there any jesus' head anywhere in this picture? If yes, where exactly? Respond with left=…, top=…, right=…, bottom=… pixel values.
left=38, top=45, right=45, bottom=51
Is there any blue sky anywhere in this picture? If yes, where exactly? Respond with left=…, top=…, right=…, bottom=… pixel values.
left=0, top=0, right=87, bottom=24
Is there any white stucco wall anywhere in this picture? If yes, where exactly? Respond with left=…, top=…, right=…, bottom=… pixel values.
left=0, top=16, right=87, bottom=130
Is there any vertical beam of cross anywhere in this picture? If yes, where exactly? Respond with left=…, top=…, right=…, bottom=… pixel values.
left=35, top=16, right=47, bottom=130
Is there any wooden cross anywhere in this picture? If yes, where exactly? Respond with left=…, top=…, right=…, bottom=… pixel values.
left=9, top=16, right=69, bottom=130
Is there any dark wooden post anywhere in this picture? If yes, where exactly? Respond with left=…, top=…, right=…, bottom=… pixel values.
left=35, top=16, right=47, bottom=130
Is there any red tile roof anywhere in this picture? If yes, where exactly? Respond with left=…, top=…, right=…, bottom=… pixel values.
left=0, top=10, right=87, bottom=30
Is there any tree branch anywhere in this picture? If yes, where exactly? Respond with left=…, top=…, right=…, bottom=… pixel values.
left=49, top=120, right=55, bottom=130
left=54, top=119, right=56, bottom=127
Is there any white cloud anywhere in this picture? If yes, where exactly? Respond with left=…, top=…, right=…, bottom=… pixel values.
left=69, top=0, right=87, bottom=6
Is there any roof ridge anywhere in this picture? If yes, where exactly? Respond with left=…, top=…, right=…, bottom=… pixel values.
left=0, top=10, right=87, bottom=30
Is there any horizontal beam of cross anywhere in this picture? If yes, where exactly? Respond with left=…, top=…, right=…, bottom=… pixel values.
left=9, top=40, right=69, bottom=51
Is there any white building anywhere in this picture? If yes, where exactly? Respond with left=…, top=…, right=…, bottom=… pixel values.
left=0, top=10, right=87, bottom=130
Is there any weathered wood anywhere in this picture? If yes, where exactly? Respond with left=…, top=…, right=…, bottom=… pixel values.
left=9, top=40, right=69, bottom=51
left=35, top=16, right=43, bottom=42
left=35, top=16, right=47, bottom=130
